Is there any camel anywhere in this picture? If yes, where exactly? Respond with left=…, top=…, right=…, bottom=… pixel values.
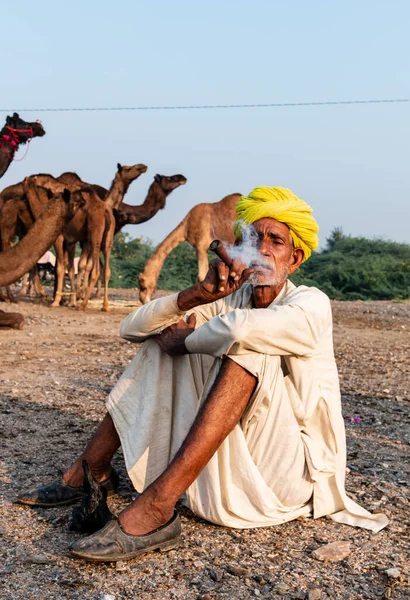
left=0, top=187, right=84, bottom=329
left=113, top=174, right=188, bottom=232
left=138, top=193, right=241, bottom=303
left=0, top=163, right=147, bottom=307
left=23, top=177, right=115, bottom=312
left=0, top=173, right=69, bottom=301
left=50, top=163, right=147, bottom=307
left=0, top=113, right=45, bottom=178
left=77, top=173, right=187, bottom=300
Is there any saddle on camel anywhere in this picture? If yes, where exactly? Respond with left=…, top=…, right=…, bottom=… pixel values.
left=18, top=186, right=388, bottom=562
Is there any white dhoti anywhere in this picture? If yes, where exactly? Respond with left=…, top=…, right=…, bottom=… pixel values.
left=107, top=339, right=313, bottom=528
left=107, top=284, right=388, bottom=532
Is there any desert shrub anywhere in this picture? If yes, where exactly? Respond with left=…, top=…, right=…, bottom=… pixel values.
left=110, top=229, right=410, bottom=300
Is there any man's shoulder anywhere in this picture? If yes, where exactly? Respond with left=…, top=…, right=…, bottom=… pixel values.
left=283, top=283, right=331, bottom=313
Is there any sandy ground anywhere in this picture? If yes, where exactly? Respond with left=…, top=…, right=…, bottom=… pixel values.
left=0, top=290, right=409, bottom=600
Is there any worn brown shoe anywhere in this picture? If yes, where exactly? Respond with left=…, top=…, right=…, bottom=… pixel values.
left=17, top=468, right=120, bottom=508
left=70, top=512, right=181, bottom=562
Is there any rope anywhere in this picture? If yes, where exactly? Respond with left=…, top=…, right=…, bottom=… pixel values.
left=0, top=98, right=409, bottom=113
left=0, top=126, right=33, bottom=161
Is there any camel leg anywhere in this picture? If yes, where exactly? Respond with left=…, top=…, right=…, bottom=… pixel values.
left=93, top=268, right=102, bottom=299
left=32, top=269, right=48, bottom=298
left=0, top=286, right=18, bottom=303
left=80, top=254, right=94, bottom=299
left=196, top=246, right=210, bottom=281
left=51, top=236, right=65, bottom=308
left=76, top=245, right=89, bottom=300
left=101, top=223, right=115, bottom=312
left=78, top=245, right=101, bottom=311
left=20, top=273, right=29, bottom=296
left=66, top=243, right=77, bottom=307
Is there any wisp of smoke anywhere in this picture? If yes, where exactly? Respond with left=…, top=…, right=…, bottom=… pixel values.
left=219, top=222, right=278, bottom=286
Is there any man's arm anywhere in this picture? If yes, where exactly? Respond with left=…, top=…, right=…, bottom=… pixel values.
left=185, top=288, right=331, bottom=358
left=119, top=293, right=187, bottom=343
left=122, top=249, right=252, bottom=348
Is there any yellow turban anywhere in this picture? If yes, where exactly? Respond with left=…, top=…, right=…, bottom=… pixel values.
left=234, top=186, right=319, bottom=262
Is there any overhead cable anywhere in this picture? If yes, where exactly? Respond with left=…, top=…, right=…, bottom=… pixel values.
left=0, top=98, right=409, bottom=113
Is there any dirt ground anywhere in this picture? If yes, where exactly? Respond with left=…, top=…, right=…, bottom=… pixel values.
left=0, top=290, right=409, bottom=600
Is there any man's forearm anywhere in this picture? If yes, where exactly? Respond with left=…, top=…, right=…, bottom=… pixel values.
left=120, top=293, right=186, bottom=342
left=177, top=283, right=210, bottom=312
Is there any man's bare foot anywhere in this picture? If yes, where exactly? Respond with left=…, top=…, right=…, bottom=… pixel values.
left=119, top=494, right=174, bottom=536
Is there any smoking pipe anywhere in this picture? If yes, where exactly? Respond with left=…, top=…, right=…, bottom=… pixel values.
left=209, top=240, right=232, bottom=265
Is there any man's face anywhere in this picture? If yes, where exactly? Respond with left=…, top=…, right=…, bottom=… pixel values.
left=246, top=218, right=303, bottom=286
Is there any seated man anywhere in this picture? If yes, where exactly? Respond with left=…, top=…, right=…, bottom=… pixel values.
left=19, top=186, right=387, bottom=562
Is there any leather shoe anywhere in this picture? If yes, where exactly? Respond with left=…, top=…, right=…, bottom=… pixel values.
left=17, top=468, right=120, bottom=508
left=70, top=512, right=181, bottom=562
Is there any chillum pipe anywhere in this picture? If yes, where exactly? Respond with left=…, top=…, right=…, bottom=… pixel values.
left=209, top=239, right=232, bottom=265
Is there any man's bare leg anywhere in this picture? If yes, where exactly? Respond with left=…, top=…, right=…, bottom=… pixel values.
left=63, top=413, right=120, bottom=486
left=119, top=358, right=257, bottom=535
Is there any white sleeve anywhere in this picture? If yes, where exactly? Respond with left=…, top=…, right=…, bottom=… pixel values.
left=119, top=293, right=186, bottom=343
left=185, top=289, right=331, bottom=358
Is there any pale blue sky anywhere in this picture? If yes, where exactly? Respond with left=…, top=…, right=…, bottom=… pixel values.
left=2, top=0, right=409, bottom=247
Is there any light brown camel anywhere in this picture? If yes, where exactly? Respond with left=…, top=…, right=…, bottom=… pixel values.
left=138, top=193, right=241, bottom=303
left=0, top=188, right=84, bottom=329
left=77, top=174, right=188, bottom=300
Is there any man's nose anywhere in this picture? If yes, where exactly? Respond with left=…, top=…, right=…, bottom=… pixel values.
left=258, top=239, right=270, bottom=255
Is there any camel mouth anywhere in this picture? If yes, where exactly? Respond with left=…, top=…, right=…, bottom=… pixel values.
left=32, top=123, right=46, bottom=136
left=139, top=165, right=148, bottom=173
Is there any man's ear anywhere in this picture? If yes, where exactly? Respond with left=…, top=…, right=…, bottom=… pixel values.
left=288, top=248, right=305, bottom=274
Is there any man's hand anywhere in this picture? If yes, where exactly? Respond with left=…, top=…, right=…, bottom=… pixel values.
left=178, top=244, right=254, bottom=311
left=153, top=314, right=197, bottom=356
left=199, top=257, right=254, bottom=303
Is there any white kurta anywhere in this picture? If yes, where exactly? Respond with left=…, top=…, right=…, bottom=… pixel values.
left=107, top=281, right=388, bottom=532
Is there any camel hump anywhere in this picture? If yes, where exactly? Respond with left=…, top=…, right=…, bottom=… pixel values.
left=0, top=182, right=24, bottom=203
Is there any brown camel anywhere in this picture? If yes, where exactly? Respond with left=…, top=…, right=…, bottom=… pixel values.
left=138, top=193, right=240, bottom=303
left=0, top=188, right=84, bottom=329
left=51, top=163, right=148, bottom=311
left=0, top=163, right=147, bottom=307
left=0, top=113, right=45, bottom=179
left=23, top=177, right=115, bottom=312
left=0, top=173, right=71, bottom=301
left=113, top=174, right=187, bottom=232
left=77, top=174, right=187, bottom=301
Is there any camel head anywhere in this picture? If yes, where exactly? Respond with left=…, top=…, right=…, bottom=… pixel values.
left=116, top=162, right=148, bottom=185
left=4, top=112, right=45, bottom=141
left=137, top=271, right=154, bottom=304
left=154, top=174, right=187, bottom=195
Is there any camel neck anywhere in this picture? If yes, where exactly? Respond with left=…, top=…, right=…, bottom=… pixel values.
left=105, top=175, right=131, bottom=209
left=0, top=198, right=67, bottom=286
left=114, top=181, right=167, bottom=231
